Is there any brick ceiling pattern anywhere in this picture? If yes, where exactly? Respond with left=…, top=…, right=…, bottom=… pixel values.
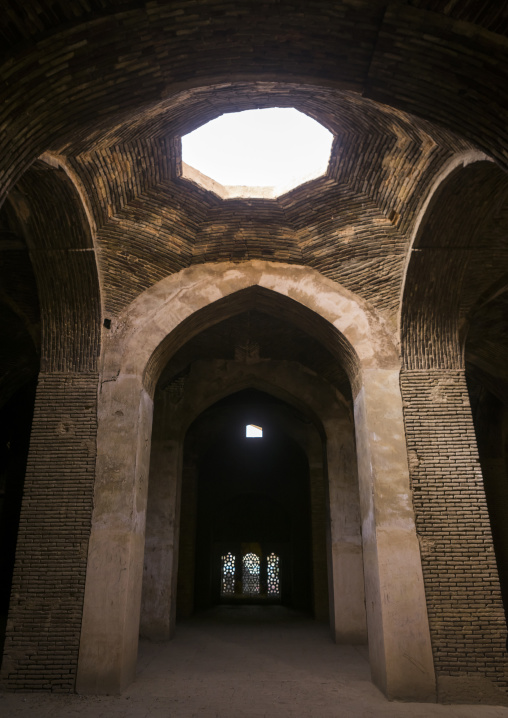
left=0, top=0, right=507, bottom=395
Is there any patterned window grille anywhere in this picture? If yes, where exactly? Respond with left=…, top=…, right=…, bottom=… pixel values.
left=242, top=552, right=260, bottom=595
left=267, top=553, right=280, bottom=596
left=221, top=552, right=236, bottom=596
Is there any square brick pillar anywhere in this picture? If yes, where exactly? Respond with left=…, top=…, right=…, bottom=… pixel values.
left=1, top=372, right=99, bottom=691
left=354, top=368, right=436, bottom=701
left=400, top=369, right=508, bottom=702
left=76, top=375, right=153, bottom=695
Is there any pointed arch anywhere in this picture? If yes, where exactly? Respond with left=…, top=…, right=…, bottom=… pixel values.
left=1, top=158, right=103, bottom=691
left=10, top=156, right=102, bottom=371
left=401, top=155, right=508, bottom=370
left=104, top=260, right=398, bottom=395
left=78, top=260, right=435, bottom=701
left=398, top=156, right=508, bottom=695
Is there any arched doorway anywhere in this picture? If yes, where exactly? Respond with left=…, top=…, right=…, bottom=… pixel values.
left=183, top=390, right=313, bottom=615
left=0, top=157, right=101, bottom=683
left=77, top=261, right=434, bottom=700
left=139, top=314, right=364, bottom=640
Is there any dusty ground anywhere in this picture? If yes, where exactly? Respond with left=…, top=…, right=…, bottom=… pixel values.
left=2, top=606, right=508, bottom=717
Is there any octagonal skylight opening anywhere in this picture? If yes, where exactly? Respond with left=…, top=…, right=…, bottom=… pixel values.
left=181, top=108, right=333, bottom=199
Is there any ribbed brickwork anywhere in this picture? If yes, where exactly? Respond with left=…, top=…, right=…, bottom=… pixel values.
left=365, top=4, right=508, bottom=169
left=411, top=0, right=508, bottom=34
left=15, top=162, right=101, bottom=373
left=0, top=0, right=506, bottom=220
left=68, top=138, right=178, bottom=230
left=402, top=161, right=508, bottom=372
left=0, top=0, right=506, bottom=701
left=400, top=369, right=508, bottom=687
left=192, top=199, right=302, bottom=266
left=3, top=0, right=505, bottom=51
left=64, top=85, right=469, bottom=320
left=1, top=372, right=98, bottom=691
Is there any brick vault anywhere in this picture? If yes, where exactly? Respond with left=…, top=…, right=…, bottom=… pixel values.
left=0, top=0, right=507, bottom=706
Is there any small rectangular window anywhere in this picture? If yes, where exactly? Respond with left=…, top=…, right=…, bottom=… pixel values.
left=246, top=424, right=262, bottom=437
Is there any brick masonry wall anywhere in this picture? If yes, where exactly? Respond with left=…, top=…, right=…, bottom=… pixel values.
left=1, top=372, right=98, bottom=692
left=0, top=0, right=507, bottom=698
left=400, top=369, right=508, bottom=688
left=76, top=91, right=467, bottom=322
left=402, top=162, right=508, bottom=374
left=15, top=162, right=101, bottom=374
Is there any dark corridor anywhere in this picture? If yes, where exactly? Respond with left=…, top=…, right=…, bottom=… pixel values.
left=180, top=391, right=314, bottom=616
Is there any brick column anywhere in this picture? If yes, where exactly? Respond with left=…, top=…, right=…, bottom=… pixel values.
left=354, top=368, right=436, bottom=701
left=1, top=372, right=99, bottom=691
left=400, top=369, right=508, bottom=699
left=76, top=375, right=153, bottom=695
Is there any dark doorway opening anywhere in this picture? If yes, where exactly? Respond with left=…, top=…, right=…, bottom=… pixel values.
left=178, top=390, right=314, bottom=617
left=0, top=379, right=37, bottom=660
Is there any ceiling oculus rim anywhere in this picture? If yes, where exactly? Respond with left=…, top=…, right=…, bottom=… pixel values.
left=181, top=108, right=334, bottom=200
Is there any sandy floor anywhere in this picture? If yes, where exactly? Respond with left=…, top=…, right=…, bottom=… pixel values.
left=2, top=606, right=508, bottom=717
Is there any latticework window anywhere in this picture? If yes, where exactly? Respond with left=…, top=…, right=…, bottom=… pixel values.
left=221, top=552, right=235, bottom=595
left=242, top=552, right=260, bottom=595
left=267, top=553, right=280, bottom=595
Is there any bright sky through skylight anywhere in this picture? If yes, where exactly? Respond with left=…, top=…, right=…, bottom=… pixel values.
left=246, top=424, right=263, bottom=438
left=182, top=108, right=333, bottom=195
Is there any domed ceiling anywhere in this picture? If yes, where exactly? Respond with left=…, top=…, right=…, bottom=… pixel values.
left=55, top=82, right=472, bottom=320
left=1, top=0, right=507, bottom=389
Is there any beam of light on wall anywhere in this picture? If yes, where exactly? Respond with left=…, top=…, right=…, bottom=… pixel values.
left=246, top=424, right=263, bottom=438
left=181, top=108, right=333, bottom=199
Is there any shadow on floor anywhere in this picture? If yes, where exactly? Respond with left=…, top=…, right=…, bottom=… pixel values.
left=2, top=606, right=508, bottom=717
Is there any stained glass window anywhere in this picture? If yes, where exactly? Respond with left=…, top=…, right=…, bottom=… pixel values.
left=221, top=552, right=235, bottom=596
left=267, top=553, right=280, bottom=596
left=242, top=552, right=260, bottom=595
